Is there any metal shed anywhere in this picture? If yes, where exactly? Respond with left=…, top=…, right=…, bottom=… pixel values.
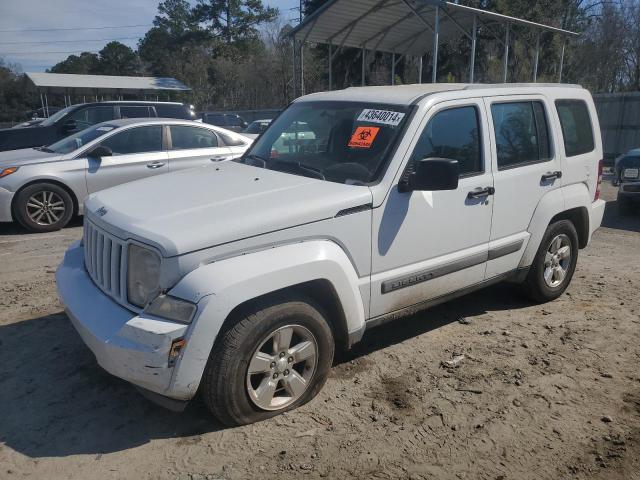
left=289, top=0, right=578, bottom=95
left=26, top=72, right=191, bottom=116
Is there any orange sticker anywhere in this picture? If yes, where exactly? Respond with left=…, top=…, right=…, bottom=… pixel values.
left=348, top=126, right=380, bottom=148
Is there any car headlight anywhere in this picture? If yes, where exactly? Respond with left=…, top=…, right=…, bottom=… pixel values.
left=143, top=294, right=196, bottom=324
left=127, top=244, right=161, bottom=307
left=0, top=166, right=19, bottom=178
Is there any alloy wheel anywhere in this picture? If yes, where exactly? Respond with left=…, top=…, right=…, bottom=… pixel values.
left=543, top=234, right=571, bottom=288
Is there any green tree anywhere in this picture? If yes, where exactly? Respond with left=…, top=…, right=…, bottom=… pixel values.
left=48, top=52, right=100, bottom=74
left=97, top=41, right=141, bottom=76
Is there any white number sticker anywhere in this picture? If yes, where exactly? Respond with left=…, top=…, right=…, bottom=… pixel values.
left=357, top=109, right=405, bottom=126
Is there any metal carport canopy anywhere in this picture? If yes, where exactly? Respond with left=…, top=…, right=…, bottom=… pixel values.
left=290, top=0, right=578, bottom=58
left=26, top=72, right=191, bottom=94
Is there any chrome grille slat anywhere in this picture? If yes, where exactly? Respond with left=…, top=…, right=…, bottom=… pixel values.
left=83, top=220, right=127, bottom=306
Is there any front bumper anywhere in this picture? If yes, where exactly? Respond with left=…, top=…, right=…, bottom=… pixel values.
left=0, top=186, right=14, bottom=222
left=618, top=182, right=640, bottom=197
left=56, top=241, right=190, bottom=399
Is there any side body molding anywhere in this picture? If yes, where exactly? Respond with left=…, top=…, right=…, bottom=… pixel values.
left=520, top=183, right=591, bottom=268
left=167, top=240, right=366, bottom=398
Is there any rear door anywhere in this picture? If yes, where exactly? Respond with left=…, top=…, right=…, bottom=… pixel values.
left=166, top=124, right=232, bottom=171
left=85, top=125, right=168, bottom=193
left=483, top=95, right=562, bottom=278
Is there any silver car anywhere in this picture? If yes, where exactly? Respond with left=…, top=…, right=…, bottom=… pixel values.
left=0, top=118, right=251, bottom=232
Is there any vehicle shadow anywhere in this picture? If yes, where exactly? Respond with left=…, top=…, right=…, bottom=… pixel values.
left=0, top=283, right=532, bottom=458
left=601, top=199, right=640, bottom=233
left=0, top=312, right=222, bottom=458
left=335, top=282, right=533, bottom=364
left=0, top=217, right=83, bottom=236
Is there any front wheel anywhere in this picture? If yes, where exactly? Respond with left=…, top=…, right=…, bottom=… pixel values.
left=522, top=220, right=579, bottom=303
left=13, top=183, right=74, bottom=232
left=201, top=294, right=334, bottom=426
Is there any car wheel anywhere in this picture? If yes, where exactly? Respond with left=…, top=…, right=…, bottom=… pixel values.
left=201, top=293, right=334, bottom=426
left=617, top=194, right=633, bottom=215
left=522, top=220, right=579, bottom=303
left=14, top=183, right=74, bottom=233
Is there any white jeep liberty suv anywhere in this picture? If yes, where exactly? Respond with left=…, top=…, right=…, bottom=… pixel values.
left=57, top=83, right=606, bottom=426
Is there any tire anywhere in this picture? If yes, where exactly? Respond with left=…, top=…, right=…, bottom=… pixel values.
left=13, top=183, right=74, bottom=233
left=617, top=194, right=633, bottom=215
left=201, top=293, right=334, bottom=426
left=522, top=220, right=579, bottom=303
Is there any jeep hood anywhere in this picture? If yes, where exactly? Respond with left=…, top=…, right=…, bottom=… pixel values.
left=85, top=161, right=373, bottom=256
left=0, top=147, right=61, bottom=168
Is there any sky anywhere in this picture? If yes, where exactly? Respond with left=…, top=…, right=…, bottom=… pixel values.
left=0, top=0, right=301, bottom=72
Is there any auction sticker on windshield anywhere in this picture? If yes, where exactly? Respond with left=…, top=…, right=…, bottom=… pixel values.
left=357, top=109, right=405, bottom=126
left=348, top=126, right=380, bottom=148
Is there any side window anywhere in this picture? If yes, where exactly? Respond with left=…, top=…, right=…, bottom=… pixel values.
left=410, top=106, right=483, bottom=177
left=69, top=106, right=114, bottom=129
left=225, top=114, right=243, bottom=127
left=155, top=104, right=184, bottom=118
left=491, top=101, right=551, bottom=169
left=120, top=106, right=154, bottom=119
left=170, top=125, right=219, bottom=149
left=555, top=100, right=594, bottom=157
left=100, top=125, right=163, bottom=155
left=205, top=114, right=225, bottom=125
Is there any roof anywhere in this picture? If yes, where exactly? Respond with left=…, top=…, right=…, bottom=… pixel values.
left=290, top=0, right=578, bottom=57
left=296, top=82, right=583, bottom=105
left=26, top=72, right=191, bottom=93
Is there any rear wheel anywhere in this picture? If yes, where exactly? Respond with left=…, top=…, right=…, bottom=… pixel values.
left=522, top=220, right=578, bottom=303
left=14, top=183, right=74, bottom=233
left=201, top=294, right=334, bottom=426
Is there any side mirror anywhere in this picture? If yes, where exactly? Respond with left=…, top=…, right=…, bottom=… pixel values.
left=63, top=119, right=77, bottom=133
left=89, top=145, right=113, bottom=158
left=398, top=158, right=459, bottom=193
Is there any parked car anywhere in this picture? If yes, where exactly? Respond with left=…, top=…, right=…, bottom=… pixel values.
left=57, top=83, right=605, bottom=425
left=0, top=101, right=198, bottom=152
left=614, top=148, right=640, bottom=214
left=12, top=118, right=45, bottom=128
left=0, top=118, right=250, bottom=232
left=202, top=112, right=248, bottom=132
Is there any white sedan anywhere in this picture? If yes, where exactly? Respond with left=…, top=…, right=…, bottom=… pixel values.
left=0, top=118, right=252, bottom=232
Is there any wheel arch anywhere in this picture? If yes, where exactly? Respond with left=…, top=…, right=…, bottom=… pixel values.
left=11, top=178, right=80, bottom=220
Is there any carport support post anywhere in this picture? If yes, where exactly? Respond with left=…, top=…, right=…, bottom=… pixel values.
left=469, top=15, right=477, bottom=83
left=292, top=38, right=297, bottom=99
left=391, top=53, right=395, bottom=85
left=39, top=92, right=45, bottom=117
left=361, top=46, right=366, bottom=86
left=418, top=56, right=423, bottom=83
left=502, top=23, right=510, bottom=83
left=432, top=5, right=440, bottom=83
left=558, top=39, right=565, bottom=83
left=328, top=42, right=333, bottom=90
left=533, top=33, right=540, bottom=82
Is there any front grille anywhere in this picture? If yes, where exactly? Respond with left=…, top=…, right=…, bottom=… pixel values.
left=84, top=220, right=128, bottom=305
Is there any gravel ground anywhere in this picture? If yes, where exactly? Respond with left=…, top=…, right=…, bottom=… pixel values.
left=0, top=180, right=638, bottom=480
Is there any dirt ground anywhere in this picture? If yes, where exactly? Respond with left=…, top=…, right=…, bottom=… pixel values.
left=0, top=179, right=639, bottom=480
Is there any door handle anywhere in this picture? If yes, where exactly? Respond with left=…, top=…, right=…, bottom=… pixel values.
left=541, top=171, right=562, bottom=182
left=467, top=186, right=495, bottom=199
left=146, top=161, right=165, bottom=169
left=210, top=156, right=230, bottom=162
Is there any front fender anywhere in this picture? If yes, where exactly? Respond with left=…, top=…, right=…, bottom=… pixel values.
left=167, top=240, right=366, bottom=398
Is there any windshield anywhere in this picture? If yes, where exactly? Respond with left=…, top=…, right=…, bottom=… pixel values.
left=239, top=101, right=412, bottom=185
left=39, top=105, right=76, bottom=127
left=245, top=121, right=270, bottom=134
left=47, top=123, right=118, bottom=154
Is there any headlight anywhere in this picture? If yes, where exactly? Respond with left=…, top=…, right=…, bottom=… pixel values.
left=127, top=244, right=161, bottom=307
left=0, top=166, right=19, bottom=178
left=144, top=294, right=196, bottom=324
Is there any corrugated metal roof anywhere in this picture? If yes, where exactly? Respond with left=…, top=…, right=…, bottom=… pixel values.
left=290, top=0, right=578, bottom=57
left=26, top=72, right=191, bottom=92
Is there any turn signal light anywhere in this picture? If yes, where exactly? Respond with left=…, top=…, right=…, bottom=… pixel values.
left=0, top=166, right=19, bottom=178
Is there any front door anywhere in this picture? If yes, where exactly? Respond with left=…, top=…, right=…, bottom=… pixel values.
left=483, top=96, right=562, bottom=278
left=370, top=98, right=494, bottom=318
left=85, top=124, right=168, bottom=194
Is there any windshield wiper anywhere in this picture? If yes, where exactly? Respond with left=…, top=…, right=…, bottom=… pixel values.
left=34, top=146, right=54, bottom=153
left=242, top=153, right=269, bottom=167
left=296, top=162, right=325, bottom=180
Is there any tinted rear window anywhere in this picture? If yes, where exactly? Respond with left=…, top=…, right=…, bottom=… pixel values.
left=555, top=100, right=594, bottom=157
left=155, top=104, right=187, bottom=119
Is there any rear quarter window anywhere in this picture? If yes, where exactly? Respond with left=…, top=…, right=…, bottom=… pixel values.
left=555, top=100, right=595, bottom=157
left=155, top=104, right=187, bottom=119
